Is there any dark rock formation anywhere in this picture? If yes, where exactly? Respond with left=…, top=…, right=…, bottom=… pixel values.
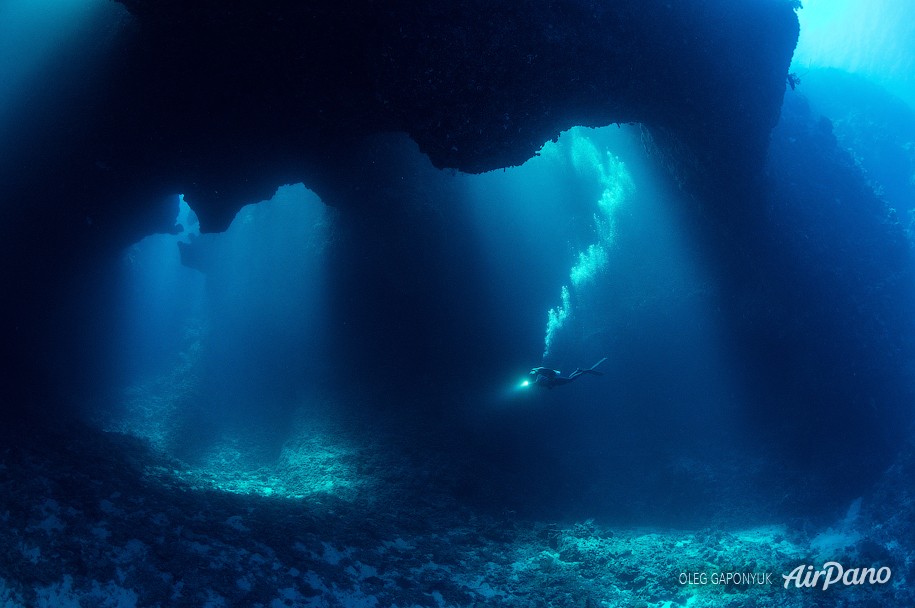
left=108, top=0, right=799, bottom=228
left=0, top=0, right=799, bottom=415
left=725, top=92, right=915, bottom=496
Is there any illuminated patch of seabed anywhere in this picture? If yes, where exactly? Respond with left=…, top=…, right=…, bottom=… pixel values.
left=102, top=384, right=368, bottom=499
left=145, top=413, right=368, bottom=500
left=503, top=522, right=821, bottom=608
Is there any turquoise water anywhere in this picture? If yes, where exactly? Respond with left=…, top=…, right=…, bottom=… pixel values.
left=793, top=0, right=915, bottom=108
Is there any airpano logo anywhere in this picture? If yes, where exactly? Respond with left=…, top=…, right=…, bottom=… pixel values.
left=782, top=562, right=892, bottom=590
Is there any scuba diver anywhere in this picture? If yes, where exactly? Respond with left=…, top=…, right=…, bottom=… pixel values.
left=528, top=357, right=608, bottom=389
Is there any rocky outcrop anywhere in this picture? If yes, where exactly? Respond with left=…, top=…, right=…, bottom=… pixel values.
left=108, top=0, right=799, bottom=228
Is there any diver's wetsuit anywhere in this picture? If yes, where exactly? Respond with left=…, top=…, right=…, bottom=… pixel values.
left=529, top=357, right=607, bottom=389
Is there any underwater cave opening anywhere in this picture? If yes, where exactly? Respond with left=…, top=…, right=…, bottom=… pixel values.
left=51, top=104, right=914, bottom=526
left=67, top=124, right=765, bottom=524
left=794, top=0, right=915, bottom=109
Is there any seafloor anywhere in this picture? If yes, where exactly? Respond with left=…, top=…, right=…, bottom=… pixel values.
left=0, top=403, right=908, bottom=608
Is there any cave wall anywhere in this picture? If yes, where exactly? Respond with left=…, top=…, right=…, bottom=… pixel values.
left=743, top=93, right=915, bottom=486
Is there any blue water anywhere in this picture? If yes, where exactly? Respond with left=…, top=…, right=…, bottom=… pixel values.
left=1, top=1, right=914, bottom=606
left=793, top=0, right=915, bottom=108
